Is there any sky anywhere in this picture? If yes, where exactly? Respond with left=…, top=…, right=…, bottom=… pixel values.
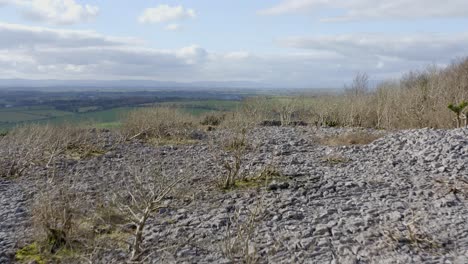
left=1, top=0, right=468, bottom=88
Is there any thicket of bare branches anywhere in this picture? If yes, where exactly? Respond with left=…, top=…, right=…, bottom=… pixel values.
left=336, top=59, right=468, bottom=129
left=227, top=57, right=468, bottom=129
left=0, top=124, right=108, bottom=178
left=121, top=107, right=202, bottom=143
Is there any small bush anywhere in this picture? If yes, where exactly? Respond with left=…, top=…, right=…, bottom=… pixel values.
left=222, top=201, right=263, bottom=263
left=110, top=165, right=185, bottom=261
left=31, top=183, right=82, bottom=255
left=200, top=112, right=225, bottom=126
left=220, top=130, right=248, bottom=189
left=25, top=171, right=134, bottom=263
left=122, top=107, right=202, bottom=144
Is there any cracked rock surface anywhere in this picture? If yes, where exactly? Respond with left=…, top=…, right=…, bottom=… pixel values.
left=1, top=127, right=468, bottom=263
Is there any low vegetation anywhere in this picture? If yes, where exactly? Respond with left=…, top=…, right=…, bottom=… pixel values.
left=319, top=131, right=382, bottom=146
left=321, top=154, right=351, bottom=165
left=220, top=129, right=249, bottom=190
left=121, top=107, right=202, bottom=144
left=381, top=215, right=442, bottom=252
left=222, top=199, right=264, bottom=263
left=110, top=166, right=184, bottom=262
left=0, top=123, right=109, bottom=178
left=20, top=177, right=117, bottom=263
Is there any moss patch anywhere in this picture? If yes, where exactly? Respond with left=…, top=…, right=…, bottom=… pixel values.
left=16, top=243, right=46, bottom=264
left=223, top=167, right=288, bottom=191
left=65, top=143, right=106, bottom=160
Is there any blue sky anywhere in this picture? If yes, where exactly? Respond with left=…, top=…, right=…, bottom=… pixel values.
left=1, top=0, right=468, bottom=87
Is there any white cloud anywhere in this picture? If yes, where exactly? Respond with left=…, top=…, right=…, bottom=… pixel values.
left=1, top=0, right=99, bottom=25
left=0, top=22, right=140, bottom=48
left=165, top=23, right=181, bottom=31
left=259, top=0, right=468, bottom=21
left=280, top=33, right=468, bottom=62
left=2, top=23, right=468, bottom=87
left=138, top=5, right=195, bottom=24
left=224, top=51, right=251, bottom=60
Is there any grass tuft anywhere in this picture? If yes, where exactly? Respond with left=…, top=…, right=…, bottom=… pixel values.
left=319, top=132, right=382, bottom=146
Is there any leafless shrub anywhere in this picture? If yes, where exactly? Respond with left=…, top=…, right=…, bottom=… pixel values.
left=23, top=169, right=133, bottom=264
left=32, top=183, right=81, bottom=255
left=200, top=112, right=225, bottom=126
left=0, top=123, right=107, bottom=178
left=110, top=166, right=185, bottom=262
left=222, top=98, right=268, bottom=130
left=339, top=58, right=468, bottom=129
left=220, top=129, right=248, bottom=189
left=222, top=200, right=264, bottom=263
left=25, top=172, right=113, bottom=263
left=121, top=107, right=201, bottom=144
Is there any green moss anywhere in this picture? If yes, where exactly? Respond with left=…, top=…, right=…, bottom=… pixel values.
left=64, top=143, right=106, bottom=160
left=17, top=241, right=88, bottom=263
left=223, top=167, right=289, bottom=191
left=234, top=179, right=265, bottom=189
left=15, top=243, right=46, bottom=264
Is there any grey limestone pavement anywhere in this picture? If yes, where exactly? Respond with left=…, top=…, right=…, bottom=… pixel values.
left=1, top=127, right=468, bottom=263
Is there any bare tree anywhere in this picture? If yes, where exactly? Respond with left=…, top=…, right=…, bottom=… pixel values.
left=111, top=166, right=184, bottom=261
left=346, top=72, right=369, bottom=97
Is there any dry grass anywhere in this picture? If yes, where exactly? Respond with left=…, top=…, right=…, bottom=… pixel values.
left=319, top=132, right=382, bottom=146
left=381, top=214, right=441, bottom=252
left=121, top=107, right=202, bottom=144
left=321, top=154, right=350, bottom=165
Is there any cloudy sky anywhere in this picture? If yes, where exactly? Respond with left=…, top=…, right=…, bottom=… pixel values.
left=1, top=0, right=468, bottom=87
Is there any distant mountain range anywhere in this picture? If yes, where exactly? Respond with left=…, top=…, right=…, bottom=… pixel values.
left=0, top=79, right=276, bottom=90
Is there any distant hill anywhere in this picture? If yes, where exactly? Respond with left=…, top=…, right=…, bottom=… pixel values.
left=0, top=79, right=274, bottom=90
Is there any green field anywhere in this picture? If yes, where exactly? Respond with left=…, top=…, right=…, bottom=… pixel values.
left=0, top=106, right=72, bottom=122
left=0, top=99, right=241, bottom=132
left=158, top=100, right=241, bottom=115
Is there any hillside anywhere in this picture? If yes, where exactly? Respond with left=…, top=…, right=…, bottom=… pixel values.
left=1, top=126, right=468, bottom=263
